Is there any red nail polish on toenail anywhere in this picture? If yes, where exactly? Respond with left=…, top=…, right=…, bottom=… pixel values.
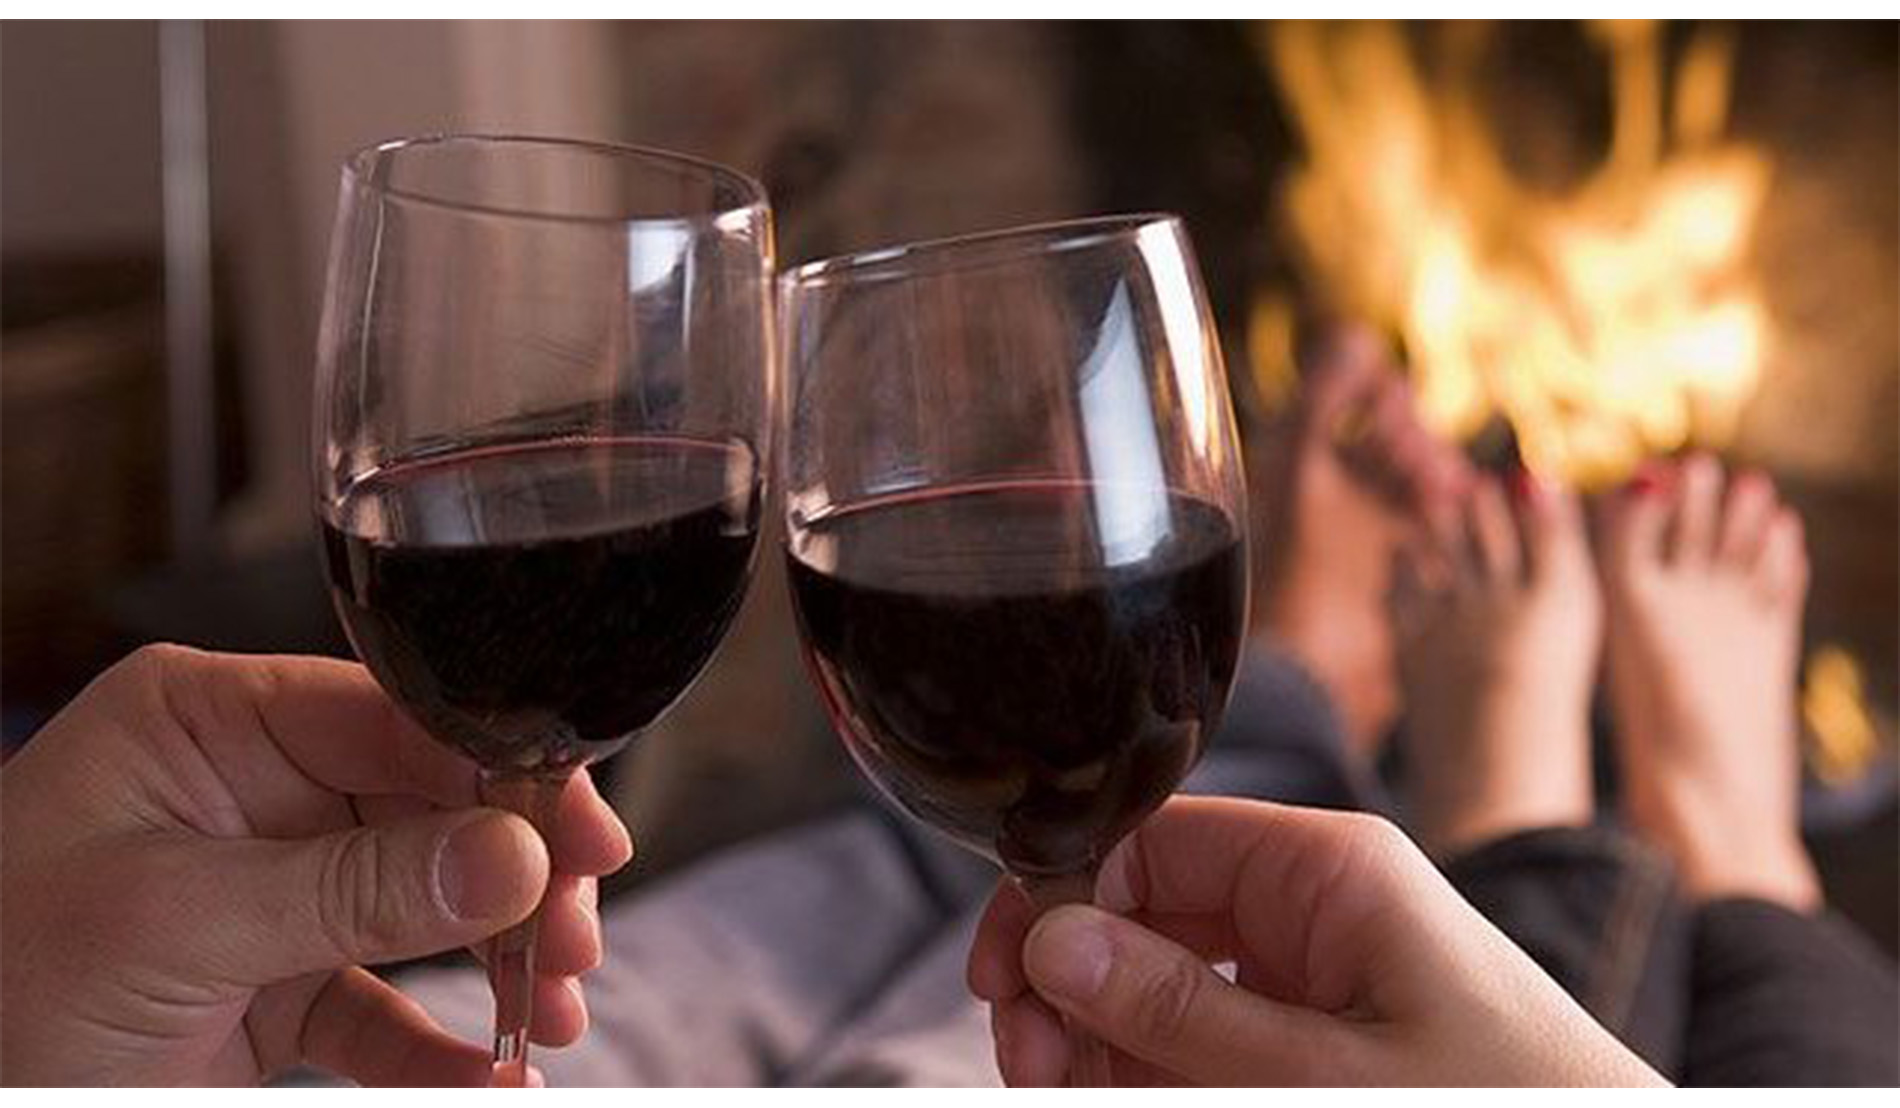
left=1629, top=461, right=1673, bottom=496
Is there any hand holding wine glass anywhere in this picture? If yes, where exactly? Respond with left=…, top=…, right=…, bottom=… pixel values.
left=967, top=797, right=1667, bottom=1087
left=781, top=215, right=1250, bottom=1085
left=313, top=136, right=773, bottom=1083
left=0, top=647, right=631, bottom=1086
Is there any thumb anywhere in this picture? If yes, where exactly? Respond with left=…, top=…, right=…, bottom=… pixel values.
left=194, top=807, right=548, bottom=983
left=1022, top=905, right=1357, bottom=1086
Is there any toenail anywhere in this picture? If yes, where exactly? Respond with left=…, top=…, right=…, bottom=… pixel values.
left=1629, top=467, right=1667, bottom=497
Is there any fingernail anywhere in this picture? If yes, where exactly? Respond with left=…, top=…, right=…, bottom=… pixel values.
left=1027, top=909, right=1113, bottom=1002
left=439, top=813, right=533, bottom=921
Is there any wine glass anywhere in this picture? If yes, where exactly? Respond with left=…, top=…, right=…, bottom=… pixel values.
left=780, top=215, right=1249, bottom=1085
left=312, top=135, right=773, bottom=1084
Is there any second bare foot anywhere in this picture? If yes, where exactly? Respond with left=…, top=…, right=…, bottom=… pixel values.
left=1598, top=455, right=1820, bottom=910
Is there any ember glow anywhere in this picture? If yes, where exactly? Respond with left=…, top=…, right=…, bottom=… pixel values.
left=1256, top=20, right=1772, bottom=486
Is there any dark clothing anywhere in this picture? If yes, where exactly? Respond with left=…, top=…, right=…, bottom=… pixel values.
left=1445, top=828, right=1691, bottom=1069
left=1446, top=828, right=1900, bottom=1085
left=1686, top=899, right=1900, bottom=1085
left=1231, top=644, right=1899, bottom=1086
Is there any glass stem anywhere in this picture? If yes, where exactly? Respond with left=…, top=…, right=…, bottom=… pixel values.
left=1018, top=867, right=1115, bottom=1088
left=480, top=770, right=566, bottom=1087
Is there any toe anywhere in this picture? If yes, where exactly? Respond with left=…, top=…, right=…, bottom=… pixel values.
left=1517, top=469, right=1586, bottom=584
left=1294, top=323, right=1386, bottom=442
left=1350, top=377, right=1473, bottom=551
left=1716, top=469, right=1778, bottom=571
left=1368, top=376, right=1417, bottom=453
left=1468, top=476, right=1522, bottom=584
left=1669, top=454, right=1723, bottom=566
left=1601, top=466, right=1671, bottom=581
left=1336, top=374, right=1418, bottom=501
left=1416, top=439, right=1475, bottom=553
left=1389, top=544, right=1446, bottom=643
left=1755, top=507, right=1810, bottom=609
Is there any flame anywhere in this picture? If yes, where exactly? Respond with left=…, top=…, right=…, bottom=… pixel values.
left=1802, top=645, right=1887, bottom=786
left=1256, top=20, right=1772, bottom=486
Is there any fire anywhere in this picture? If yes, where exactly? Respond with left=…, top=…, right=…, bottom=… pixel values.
left=1802, top=645, right=1886, bottom=786
left=1254, top=20, right=1773, bottom=486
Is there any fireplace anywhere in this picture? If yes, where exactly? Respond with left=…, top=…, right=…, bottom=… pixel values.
left=1070, top=20, right=1897, bottom=785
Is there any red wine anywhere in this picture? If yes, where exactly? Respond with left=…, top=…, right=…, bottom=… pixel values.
left=787, top=482, right=1246, bottom=876
left=322, top=435, right=760, bottom=775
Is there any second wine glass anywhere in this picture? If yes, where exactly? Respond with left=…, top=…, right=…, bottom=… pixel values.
left=780, top=215, right=1250, bottom=1085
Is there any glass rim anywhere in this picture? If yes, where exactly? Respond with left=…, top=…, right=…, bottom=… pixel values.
left=340, top=133, right=770, bottom=228
left=783, top=212, right=1184, bottom=289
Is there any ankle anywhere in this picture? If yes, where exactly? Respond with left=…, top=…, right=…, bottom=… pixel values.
left=1676, top=840, right=1823, bottom=912
left=1418, top=803, right=1595, bottom=861
left=1411, top=718, right=1595, bottom=858
left=1625, top=792, right=1822, bottom=911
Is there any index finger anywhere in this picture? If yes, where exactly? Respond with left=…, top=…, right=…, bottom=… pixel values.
left=119, top=646, right=480, bottom=812
left=1100, top=797, right=1438, bottom=1009
left=975, top=799, right=1351, bottom=1004
left=1103, top=796, right=1421, bottom=910
left=208, top=650, right=631, bottom=868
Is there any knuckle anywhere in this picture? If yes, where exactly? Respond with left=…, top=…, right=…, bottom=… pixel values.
left=1129, top=955, right=1205, bottom=1049
left=122, top=643, right=206, bottom=687
left=109, top=643, right=195, bottom=696
left=126, top=641, right=194, bottom=671
left=1342, top=811, right=1409, bottom=856
left=316, top=830, right=400, bottom=958
left=101, top=644, right=217, bottom=734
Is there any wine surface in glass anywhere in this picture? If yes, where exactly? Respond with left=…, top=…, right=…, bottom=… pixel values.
left=322, top=434, right=760, bottom=775
left=787, top=480, right=1246, bottom=877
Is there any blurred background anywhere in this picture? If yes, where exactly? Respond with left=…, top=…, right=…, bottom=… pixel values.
left=2, top=20, right=1894, bottom=947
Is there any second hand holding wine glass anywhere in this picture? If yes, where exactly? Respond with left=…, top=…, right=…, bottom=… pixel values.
left=313, top=136, right=774, bottom=1085
left=781, top=215, right=1250, bottom=1086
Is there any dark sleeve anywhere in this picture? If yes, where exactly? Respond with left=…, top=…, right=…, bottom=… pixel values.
left=1442, top=827, right=1692, bottom=1078
left=1683, top=898, right=1900, bottom=1087
left=1187, top=643, right=1386, bottom=813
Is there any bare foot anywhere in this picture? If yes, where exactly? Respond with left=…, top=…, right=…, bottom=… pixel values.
left=1256, top=326, right=1470, bottom=761
left=1392, top=472, right=1600, bottom=857
left=1598, top=455, right=1821, bottom=909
